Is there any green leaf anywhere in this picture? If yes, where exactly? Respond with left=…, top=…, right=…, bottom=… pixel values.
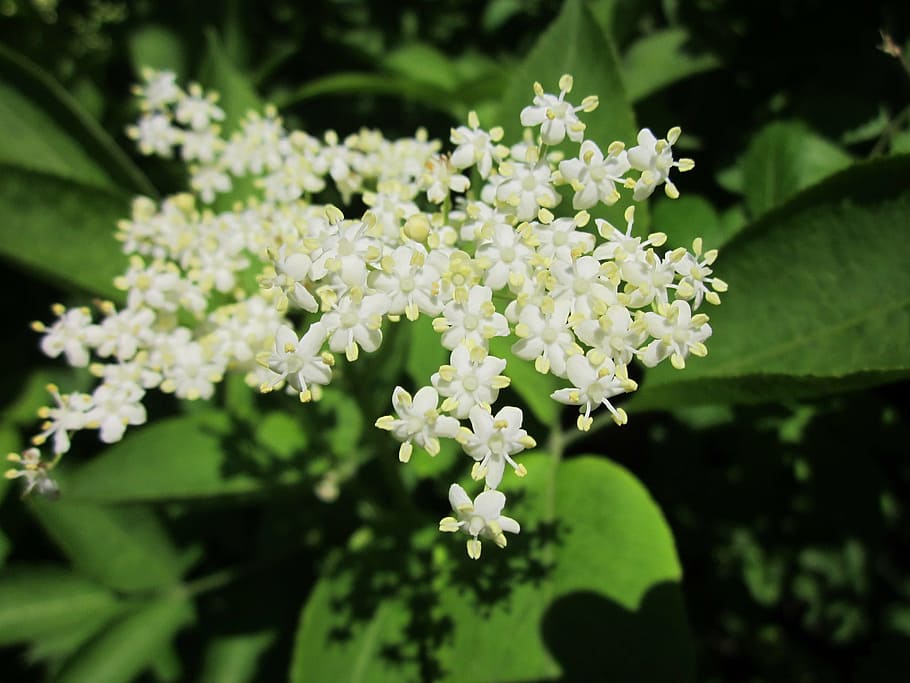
left=490, top=335, right=560, bottom=426
left=495, top=0, right=644, bottom=229
left=28, top=499, right=185, bottom=592
left=64, top=412, right=302, bottom=503
left=741, top=121, right=853, bottom=219
left=0, top=566, right=120, bottom=646
left=273, top=73, right=453, bottom=115
left=0, top=43, right=155, bottom=196
left=622, top=28, right=720, bottom=103
left=651, top=193, right=742, bottom=250
left=199, top=29, right=262, bottom=135
left=198, top=631, right=276, bottom=683
left=439, top=454, right=691, bottom=682
left=632, top=156, right=910, bottom=409
left=0, top=81, right=114, bottom=189
left=290, top=454, right=693, bottom=682
left=128, top=24, right=188, bottom=79
left=383, top=43, right=459, bottom=92
left=406, top=315, right=448, bottom=387
left=55, top=596, right=193, bottom=683
left=0, top=164, right=129, bottom=299
left=198, top=29, right=263, bottom=211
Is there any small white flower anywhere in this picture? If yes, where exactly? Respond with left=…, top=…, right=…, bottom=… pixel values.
left=258, top=323, right=333, bottom=401
left=33, top=304, right=94, bottom=367
left=495, top=159, right=560, bottom=221
left=512, top=297, right=581, bottom=377
left=421, top=155, right=470, bottom=204
left=627, top=127, right=694, bottom=200
left=431, top=346, right=511, bottom=419
left=573, top=305, right=646, bottom=368
left=670, top=238, right=728, bottom=309
left=368, top=245, right=443, bottom=321
left=458, top=405, right=534, bottom=489
left=31, top=384, right=93, bottom=455
left=475, top=223, right=535, bottom=291
left=439, top=484, right=520, bottom=559
left=175, top=84, right=225, bottom=131
left=191, top=165, right=232, bottom=204
left=433, top=285, right=509, bottom=352
left=558, top=139, right=630, bottom=209
left=450, top=111, right=508, bottom=179
left=137, top=69, right=182, bottom=111
left=85, top=381, right=147, bottom=443
left=5, top=448, right=58, bottom=499
left=321, top=289, right=388, bottom=361
left=548, top=254, right=617, bottom=318
left=129, top=113, right=180, bottom=157
left=375, top=386, right=460, bottom=462
left=551, top=352, right=637, bottom=431
left=85, top=303, right=155, bottom=361
left=519, top=74, right=598, bottom=146
left=639, top=300, right=712, bottom=369
left=528, top=212, right=596, bottom=264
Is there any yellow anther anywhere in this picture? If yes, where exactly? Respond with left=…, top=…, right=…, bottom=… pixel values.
left=399, top=442, right=413, bottom=463
left=558, top=74, right=574, bottom=92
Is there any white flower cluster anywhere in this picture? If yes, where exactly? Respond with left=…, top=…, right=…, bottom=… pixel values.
left=10, top=71, right=726, bottom=561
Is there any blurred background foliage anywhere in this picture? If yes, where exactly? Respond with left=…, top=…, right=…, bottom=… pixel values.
left=1, top=0, right=910, bottom=681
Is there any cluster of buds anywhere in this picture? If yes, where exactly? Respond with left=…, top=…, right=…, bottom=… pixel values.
left=13, top=70, right=725, bottom=559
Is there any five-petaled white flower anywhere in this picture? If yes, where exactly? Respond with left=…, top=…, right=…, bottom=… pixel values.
left=519, top=74, right=598, bottom=146
left=458, top=405, right=535, bottom=489
left=375, top=386, right=460, bottom=462
left=439, top=484, right=521, bottom=559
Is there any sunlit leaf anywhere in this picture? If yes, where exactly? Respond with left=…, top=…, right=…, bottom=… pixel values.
left=632, top=156, right=910, bottom=409
left=290, top=454, right=692, bottom=682
left=64, top=412, right=303, bottom=503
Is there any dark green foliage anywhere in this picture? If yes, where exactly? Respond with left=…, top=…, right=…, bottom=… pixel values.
left=1, top=0, right=909, bottom=681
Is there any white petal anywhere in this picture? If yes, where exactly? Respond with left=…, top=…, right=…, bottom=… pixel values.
left=474, top=489, right=506, bottom=520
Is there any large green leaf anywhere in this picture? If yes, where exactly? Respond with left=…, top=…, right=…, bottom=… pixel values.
left=55, top=596, right=193, bottom=683
left=741, top=121, right=853, bottom=219
left=622, top=28, right=720, bottom=103
left=290, top=454, right=692, bottom=682
left=0, top=566, right=120, bottom=646
left=632, top=156, right=910, bottom=410
left=64, top=412, right=302, bottom=503
left=0, top=164, right=128, bottom=299
left=0, top=43, right=155, bottom=196
left=28, top=499, right=185, bottom=592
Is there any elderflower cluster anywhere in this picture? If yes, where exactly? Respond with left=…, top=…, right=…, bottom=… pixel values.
left=12, top=71, right=725, bottom=561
